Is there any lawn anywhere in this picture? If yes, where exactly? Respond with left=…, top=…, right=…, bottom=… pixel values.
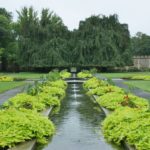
left=0, top=72, right=46, bottom=79
left=99, top=72, right=150, bottom=79
left=0, top=81, right=26, bottom=93
left=124, top=80, right=150, bottom=92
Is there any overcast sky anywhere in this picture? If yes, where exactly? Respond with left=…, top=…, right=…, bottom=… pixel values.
left=0, top=0, right=150, bottom=36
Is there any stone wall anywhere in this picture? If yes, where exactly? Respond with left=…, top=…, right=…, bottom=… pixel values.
left=133, top=56, right=150, bottom=69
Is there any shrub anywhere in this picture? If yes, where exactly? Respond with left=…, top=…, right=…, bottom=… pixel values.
left=97, top=93, right=149, bottom=110
left=3, top=93, right=45, bottom=111
left=87, top=85, right=124, bottom=96
left=60, top=70, right=71, bottom=79
left=77, top=70, right=92, bottom=78
left=46, top=80, right=67, bottom=89
left=40, top=86, right=65, bottom=100
left=102, top=107, right=150, bottom=150
left=83, top=77, right=107, bottom=89
left=0, top=76, right=13, bottom=82
left=0, top=108, right=55, bottom=148
left=131, top=75, right=150, bottom=80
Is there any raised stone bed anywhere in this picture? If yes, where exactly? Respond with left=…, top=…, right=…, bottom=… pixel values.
left=9, top=107, right=53, bottom=150
left=90, top=92, right=135, bottom=150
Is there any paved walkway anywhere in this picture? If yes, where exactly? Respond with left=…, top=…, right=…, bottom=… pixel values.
left=0, top=81, right=34, bottom=105
left=113, top=79, right=150, bottom=100
left=0, top=86, right=25, bottom=105
left=95, top=74, right=150, bottom=100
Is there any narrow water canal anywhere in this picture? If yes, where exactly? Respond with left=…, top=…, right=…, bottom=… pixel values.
left=40, top=83, right=123, bottom=150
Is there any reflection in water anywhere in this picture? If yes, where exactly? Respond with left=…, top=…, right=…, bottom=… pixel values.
left=37, top=84, right=123, bottom=150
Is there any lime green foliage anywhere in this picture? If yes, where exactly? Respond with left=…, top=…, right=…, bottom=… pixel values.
left=0, top=76, right=13, bottom=81
left=84, top=76, right=150, bottom=149
left=0, top=71, right=68, bottom=148
left=87, top=85, right=124, bottom=96
left=0, top=81, right=26, bottom=93
left=46, top=80, right=67, bottom=89
left=3, top=93, right=45, bottom=111
left=60, top=70, right=71, bottom=79
left=124, top=80, right=150, bottom=92
left=97, top=93, right=149, bottom=110
left=83, top=77, right=107, bottom=89
left=3, top=92, right=61, bottom=112
left=77, top=70, right=92, bottom=78
left=0, top=108, right=55, bottom=148
left=131, top=75, right=150, bottom=80
left=102, top=107, right=150, bottom=150
left=3, top=79, right=67, bottom=111
left=40, top=86, right=65, bottom=100
left=46, top=71, right=61, bottom=81
left=37, top=92, right=60, bottom=108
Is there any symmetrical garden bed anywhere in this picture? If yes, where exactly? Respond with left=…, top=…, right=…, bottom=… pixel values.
left=0, top=70, right=70, bottom=149
left=83, top=77, right=150, bottom=150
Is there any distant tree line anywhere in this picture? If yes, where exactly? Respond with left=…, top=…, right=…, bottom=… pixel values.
left=0, top=7, right=150, bottom=71
left=131, top=32, right=150, bottom=56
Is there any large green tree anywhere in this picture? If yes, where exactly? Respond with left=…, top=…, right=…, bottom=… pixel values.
left=16, top=7, right=69, bottom=68
left=72, top=15, right=131, bottom=67
left=131, top=32, right=150, bottom=56
left=0, top=8, right=17, bottom=70
left=1, top=7, right=134, bottom=71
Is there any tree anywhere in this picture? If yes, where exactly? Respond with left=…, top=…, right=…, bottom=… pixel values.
left=0, top=8, right=17, bottom=70
left=72, top=15, right=131, bottom=67
left=1, top=7, right=133, bottom=71
left=16, top=7, right=70, bottom=69
left=131, top=32, right=150, bottom=56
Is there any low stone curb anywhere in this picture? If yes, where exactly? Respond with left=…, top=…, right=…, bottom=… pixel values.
left=90, top=92, right=135, bottom=150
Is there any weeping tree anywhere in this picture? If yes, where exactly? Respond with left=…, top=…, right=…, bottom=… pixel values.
left=131, top=32, right=150, bottom=56
left=16, top=7, right=69, bottom=69
left=1, top=7, right=133, bottom=71
left=72, top=15, right=132, bottom=67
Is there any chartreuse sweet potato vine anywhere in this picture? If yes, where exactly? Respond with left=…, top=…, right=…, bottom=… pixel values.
left=130, top=75, right=150, bottom=80
left=102, top=107, right=150, bottom=150
left=84, top=77, right=150, bottom=150
left=0, top=76, right=13, bottom=81
left=97, top=93, right=149, bottom=111
left=59, top=70, right=71, bottom=79
left=0, top=109, right=55, bottom=148
left=77, top=70, right=92, bottom=78
left=83, top=77, right=107, bottom=89
left=0, top=71, right=68, bottom=148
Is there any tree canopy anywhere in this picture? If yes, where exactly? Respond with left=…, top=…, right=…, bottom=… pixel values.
left=1, top=7, right=149, bottom=71
left=131, top=32, right=150, bottom=56
left=72, top=15, right=131, bottom=66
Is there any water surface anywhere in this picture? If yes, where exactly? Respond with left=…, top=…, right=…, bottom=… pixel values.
left=41, top=83, right=123, bottom=150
